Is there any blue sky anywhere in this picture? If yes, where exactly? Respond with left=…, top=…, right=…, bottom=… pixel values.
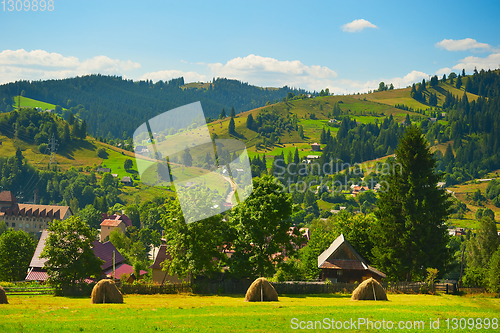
left=1, top=0, right=499, bottom=94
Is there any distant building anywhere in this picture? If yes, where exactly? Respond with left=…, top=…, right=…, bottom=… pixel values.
left=0, top=191, right=72, bottom=233
left=305, top=155, right=320, bottom=162
left=100, top=219, right=127, bottom=242
left=311, top=143, right=321, bottom=151
left=120, top=176, right=133, bottom=186
left=97, top=167, right=111, bottom=173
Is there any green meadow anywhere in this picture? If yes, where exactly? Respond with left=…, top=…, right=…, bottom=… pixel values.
left=13, top=96, right=59, bottom=110
left=1, top=293, right=499, bottom=332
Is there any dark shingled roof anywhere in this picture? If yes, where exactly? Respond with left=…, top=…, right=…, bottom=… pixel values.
left=149, top=245, right=173, bottom=270
left=318, top=234, right=386, bottom=279
left=92, top=241, right=125, bottom=271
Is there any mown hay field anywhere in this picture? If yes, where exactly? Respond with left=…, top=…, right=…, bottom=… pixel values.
left=1, top=293, right=499, bottom=332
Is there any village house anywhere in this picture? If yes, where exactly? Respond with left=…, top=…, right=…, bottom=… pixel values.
left=100, top=219, right=127, bottom=242
left=96, top=167, right=111, bottom=173
left=120, top=176, right=134, bottom=186
left=26, top=230, right=147, bottom=282
left=149, top=244, right=186, bottom=284
left=0, top=191, right=72, bottom=234
left=310, top=143, right=321, bottom=151
left=318, top=234, right=386, bottom=283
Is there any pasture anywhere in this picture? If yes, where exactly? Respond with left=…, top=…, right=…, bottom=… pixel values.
left=1, top=293, right=499, bottom=332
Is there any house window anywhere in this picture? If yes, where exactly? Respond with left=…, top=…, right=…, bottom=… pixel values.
left=5, top=222, right=8, bottom=227
left=338, top=270, right=343, bottom=276
left=12, top=223, right=15, bottom=227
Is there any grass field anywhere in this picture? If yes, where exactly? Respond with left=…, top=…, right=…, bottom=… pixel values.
left=13, top=96, right=59, bottom=110
left=1, top=293, right=499, bottom=332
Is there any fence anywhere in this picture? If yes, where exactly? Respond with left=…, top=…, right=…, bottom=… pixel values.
left=119, top=282, right=191, bottom=295
left=3, top=286, right=55, bottom=296
left=189, top=280, right=459, bottom=295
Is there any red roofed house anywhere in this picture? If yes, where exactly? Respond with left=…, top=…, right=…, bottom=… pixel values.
left=317, top=234, right=386, bottom=283
left=100, top=219, right=127, bottom=242
left=149, top=244, right=186, bottom=284
left=26, top=231, right=147, bottom=282
left=102, top=213, right=133, bottom=228
left=0, top=190, right=72, bottom=234
left=92, top=240, right=147, bottom=282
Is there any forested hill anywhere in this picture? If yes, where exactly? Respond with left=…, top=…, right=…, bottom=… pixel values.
left=0, top=75, right=306, bottom=139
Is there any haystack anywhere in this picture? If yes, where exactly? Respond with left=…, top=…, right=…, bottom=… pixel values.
left=90, top=279, right=123, bottom=304
left=351, top=278, right=387, bottom=301
left=244, top=277, right=278, bottom=302
left=0, top=285, right=8, bottom=304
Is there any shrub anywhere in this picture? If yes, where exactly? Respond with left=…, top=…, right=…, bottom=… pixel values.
left=96, top=148, right=107, bottom=159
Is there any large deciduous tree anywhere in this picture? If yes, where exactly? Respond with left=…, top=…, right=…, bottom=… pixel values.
left=371, top=126, right=452, bottom=281
left=228, top=175, right=300, bottom=278
left=0, top=229, right=36, bottom=281
left=161, top=199, right=229, bottom=279
left=463, top=217, right=499, bottom=287
left=41, top=216, right=103, bottom=287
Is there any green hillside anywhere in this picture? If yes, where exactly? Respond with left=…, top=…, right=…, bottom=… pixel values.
left=13, top=96, right=59, bottom=110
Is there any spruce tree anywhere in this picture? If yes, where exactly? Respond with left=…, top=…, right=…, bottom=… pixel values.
left=219, top=108, right=226, bottom=119
left=320, top=128, right=327, bottom=144
left=246, top=114, right=254, bottom=130
left=456, top=74, right=462, bottom=89
left=371, top=126, right=452, bottom=281
left=228, top=117, right=236, bottom=135
left=230, top=107, right=235, bottom=118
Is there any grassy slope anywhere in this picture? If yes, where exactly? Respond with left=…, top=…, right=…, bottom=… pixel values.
left=1, top=294, right=499, bottom=333
left=2, top=80, right=486, bottom=210
left=13, top=96, right=60, bottom=110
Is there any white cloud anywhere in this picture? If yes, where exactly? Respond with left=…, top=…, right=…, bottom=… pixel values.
left=341, top=19, right=377, bottom=33
left=435, top=38, right=491, bottom=52
left=451, top=53, right=500, bottom=72
left=0, top=49, right=141, bottom=84
left=140, top=69, right=206, bottom=83
left=207, top=54, right=337, bottom=91
left=435, top=67, right=452, bottom=76
left=325, top=70, right=430, bottom=95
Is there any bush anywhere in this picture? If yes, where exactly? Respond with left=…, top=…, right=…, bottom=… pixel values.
left=96, top=147, right=108, bottom=159
left=38, top=143, right=49, bottom=154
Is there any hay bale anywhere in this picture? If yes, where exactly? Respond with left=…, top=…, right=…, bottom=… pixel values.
left=351, top=278, right=388, bottom=301
left=244, top=277, right=278, bottom=302
left=0, top=286, right=8, bottom=304
left=90, top=279, right=123, bottom=304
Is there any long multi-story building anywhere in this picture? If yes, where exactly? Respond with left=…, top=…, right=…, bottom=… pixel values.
left=0, top=191, right=72, bottom=233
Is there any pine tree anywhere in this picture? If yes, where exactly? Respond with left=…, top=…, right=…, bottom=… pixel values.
left=293, top=148, right=300, bottom=164
left=404, top=114, right=411, bottom=126
left=219, top=108, right=226, bottom=119
left=228, top=117, right=236, bottom=135
left=298, top=125, right=304, bottom=139
left=230, top=107, right=235, bottom=118
left=246, top=114, right=254, bottom=130
left=444, top=143, right=454, bottom=165
left=320, top=128, right=327, bottom=144
left=371, top=126, right=452, bottom=281
left=456, top=74, right=462, bottom=89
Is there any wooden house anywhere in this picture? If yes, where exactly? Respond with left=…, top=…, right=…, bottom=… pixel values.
left=318, top=234, right=386, bottom=283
